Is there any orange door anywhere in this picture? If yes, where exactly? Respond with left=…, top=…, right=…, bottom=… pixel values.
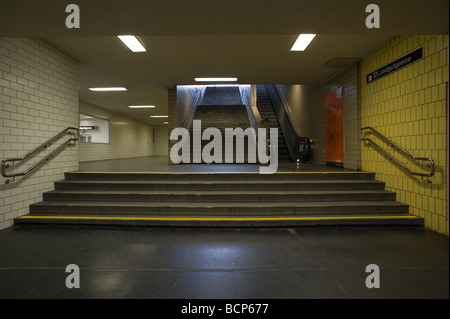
left=325, top=87, right=343, bottom=164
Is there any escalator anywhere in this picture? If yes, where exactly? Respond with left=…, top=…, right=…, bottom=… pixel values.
left=256, top=85, right=292, bottom=162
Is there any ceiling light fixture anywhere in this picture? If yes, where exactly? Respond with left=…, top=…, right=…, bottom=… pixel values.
left=290, top=34, right=317, bottom=51
left=150, top=115, right=168, bottom=118
left=195, top=77, right=238, bottom=82
left=128, top=105, right=156, bottom=109
left=89, top=87, right=127, bottom=91
left=117, top=35, right=147, bottom=52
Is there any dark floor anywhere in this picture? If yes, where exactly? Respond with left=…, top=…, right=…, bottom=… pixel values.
left=0, top=224, right=448, bottom=299
left=78, top=156, right=353, bottom=173
left=2, top=157, right=448, bottom=301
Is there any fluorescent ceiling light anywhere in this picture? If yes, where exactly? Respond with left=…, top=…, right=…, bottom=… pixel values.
left=117, top=35, right=147, bottom=52
left=150, top=115, right=168, bottom=118
left=128, top=105, right=156, bottom=109
left=163, top=122, right=168, bottom=124
left=195, top=77, right=238, bottom=82
left=89, top=87, right=127, bottom=91
left=290, top=34, right=317, bottom=51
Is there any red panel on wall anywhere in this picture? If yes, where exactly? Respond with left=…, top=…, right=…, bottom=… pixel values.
left=325, top=87, right=343, bottom=164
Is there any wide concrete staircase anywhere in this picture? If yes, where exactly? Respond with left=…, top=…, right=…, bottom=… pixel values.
left=256, top=85, right=291, bottom=162
left=187, top=86, right=254, bottom=163
left=14, top=171, right=423, bottom=227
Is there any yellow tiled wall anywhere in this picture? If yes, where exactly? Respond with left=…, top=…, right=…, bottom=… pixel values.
left=360, top=35, right=449, bottom=235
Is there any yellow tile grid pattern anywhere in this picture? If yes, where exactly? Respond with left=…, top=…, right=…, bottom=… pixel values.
left=360, top=35, right=449, bottom=235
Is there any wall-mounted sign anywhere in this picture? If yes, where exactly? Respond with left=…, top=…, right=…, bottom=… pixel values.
left=80, top=126, right=96, bottom=130
left=366, top=47, right=423, bottom=84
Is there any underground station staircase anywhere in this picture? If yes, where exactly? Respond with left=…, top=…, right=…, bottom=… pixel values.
left=14, top=171, right=423, bottom=227
left=187, top=86, right=254, bottom=163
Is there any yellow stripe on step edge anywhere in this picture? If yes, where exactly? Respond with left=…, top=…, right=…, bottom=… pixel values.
left=68, top=171, right=369, bottom=174
left=18, top=215, right=420, bottom=221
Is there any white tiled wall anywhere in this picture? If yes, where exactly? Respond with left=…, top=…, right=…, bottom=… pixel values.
left=0, top=38, right=79, bottom=230
left=154, top=126, right=169, bottom=156
left=80, top=116, right=110, bottom=143
left=79, top=100, right=156, bottom=161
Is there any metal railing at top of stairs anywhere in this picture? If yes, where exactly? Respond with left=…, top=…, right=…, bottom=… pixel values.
left=360, top=126, right=435, bottom=183
left=1, top=127, right=79, bottom=184
left=239, top=85, right=262, bottom=132
left=182, top=87, right=206, bottom=130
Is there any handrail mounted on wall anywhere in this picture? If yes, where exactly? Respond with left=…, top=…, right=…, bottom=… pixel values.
left=360, top=126, right=434, bottom=182
left=1, top=127, right=79, bottom=184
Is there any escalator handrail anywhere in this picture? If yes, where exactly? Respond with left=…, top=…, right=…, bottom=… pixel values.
left=263, top=85, right=307, bottom=161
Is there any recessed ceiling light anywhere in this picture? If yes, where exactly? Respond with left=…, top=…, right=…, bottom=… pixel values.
left=163, top=122, right=168, bottom=124
left=117, top=35, right=147, bottom=52
left=290, top=34, right=317, bottom=51
left=195, top=77, right=238, bottom=82
left=150, top=115, right=168, bottom=118
left=89, top=87, right=127, bottom=92
left=128, top=105, right=156, bottom=109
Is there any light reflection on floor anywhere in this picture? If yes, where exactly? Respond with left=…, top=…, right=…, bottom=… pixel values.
left=78, top=156, right=352, bottom=173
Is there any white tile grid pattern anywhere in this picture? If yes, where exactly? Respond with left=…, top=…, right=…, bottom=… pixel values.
left=0, top=38, right=79, bottom=229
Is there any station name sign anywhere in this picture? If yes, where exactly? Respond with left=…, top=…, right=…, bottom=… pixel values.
left=366, top=47, right=423, bottom=84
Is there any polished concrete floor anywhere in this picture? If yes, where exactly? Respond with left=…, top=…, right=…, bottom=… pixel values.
left=0, top=224, right=448, bottom=299
left=2, top=157, right=447, bottom=301
left=78, top=156, right=353, bottom=173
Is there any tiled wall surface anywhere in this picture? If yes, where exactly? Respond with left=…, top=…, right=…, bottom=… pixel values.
left=79, top=101, right=155, bottom=162
left=360, top=35, right=448, bottom=235
left=276, top=63, right=361, bottom=170
left=0, top=38, right=79, bottom=230
left=168, top=88, right=178, bottom=163
left=154, top=126, right=169, bottom=156
left=80, top=116, right=110, bottom=143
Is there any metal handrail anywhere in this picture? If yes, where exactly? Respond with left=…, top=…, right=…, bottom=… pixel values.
left=239, top=85, right=263, bottom=151
left=240, top=85, right=263, bottom=131
left=1, top=127, right=79, bottom=183
left=360, top=126, right=435, bottom=182
left=266, top=85, right=309, bottom=162
left=183, top=87, right=205, bottom=129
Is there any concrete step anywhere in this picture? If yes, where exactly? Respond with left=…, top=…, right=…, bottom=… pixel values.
left=199, top=87, right=243, bottom=105
left=43, top=189, right=397, bottom=202
left=63, top=171, right=377, bottom=181
left=191, top=104, right=251, bottom=132
left=14, top=214, right=423, bottom=227
left=55, top=179, right=386, bottom=191
left=28, top=200, right=409, bottom=216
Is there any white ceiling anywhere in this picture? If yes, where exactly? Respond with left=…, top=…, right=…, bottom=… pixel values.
left=1, top=0, right=448, bottom=126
